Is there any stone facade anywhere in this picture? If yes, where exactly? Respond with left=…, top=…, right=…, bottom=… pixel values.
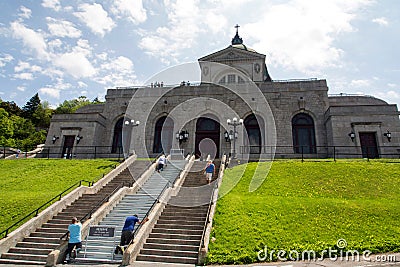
left=45, top=33, right=400, bottom=159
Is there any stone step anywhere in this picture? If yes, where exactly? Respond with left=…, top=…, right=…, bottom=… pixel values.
left=143, top=242, right=199, bottom=252
left=0, top=258, right=46, bottom=265
left=148, top=232, right=202, bottom=241
left=23, top=236, right=61, bottom=244
left=30, top=232, right=64, bottom=238
left=8, top=247, right=52, bottom=256
left=140, top=248, right=197, bottom=258
left=154, top=223, right=204, bottom=230
left=158, top=215, right=206, bottom=221
left=160, top=210, right=208, bottom=217
left=136, top=254, right=197, bottom=264
left=163, top=205, right=209, bottom=211
left=0, top=252, right=47, bottom=262
left=151, top=228, right=203, bottom=235
left=156, top=219, right=204, bottom=225
left=145, top=238, right=200, bottom=246
left=42, top=222, right=69, bottom=228
left=47, top=218, right=70, bottom=224
left=16, top=242, right=58, bottom=250
left=36, top=227, right=66, bottom=233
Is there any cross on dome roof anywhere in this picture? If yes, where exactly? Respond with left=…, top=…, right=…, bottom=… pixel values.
left=231, top=24, right=243, bottom=45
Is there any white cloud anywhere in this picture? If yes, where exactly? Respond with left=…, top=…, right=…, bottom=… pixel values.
left=17, top=86, right=25, bottom=92
left=376, top=90, right=400, bottom=104
left=138, top=0, right=208, bottom=63
left=39, top=87, right=60, bottom=98
left=41, top=0, right=61, bottom=12
left=54, top=51, right=96, bottom=78
left=10, top=21, right=49, bottom=60
left=0, top=54, right=14, bottom=67
left=243, top=0, right=373, bottom=73
left=388, top=83, right=396, bottom=88
left=19, top=6, right=32, bottom=19
left=372, top=17, right=389, bottom=26
left=74, top=3, right=115, bottom=37
left=14, top=72, right=34, bottom=80
left=48, top=39, right=63, bottom=51
left=95, top=56, right=137, bottom=86
left=14, top=61, right=42, bottom=73
left=96, top=52, right=108, bottom=61
left=46, top=17, right=81, bottom=38
left=78, top=81, right=88, bottom=88
left=39, top=79, right=72, bottom=99
left=111, top=0, right=147, bottom=24
left=350, top=79, right=371, bottom=87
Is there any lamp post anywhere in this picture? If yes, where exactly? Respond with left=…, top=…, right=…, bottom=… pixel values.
left=123, top=119, right=140, bottom=159
left=227, top=117, right=243, bottom=158
left=176, top=130, right=189, bottom=144
left=383, top=130, right=391, bottom=142
left=124, top=119, right=140, bottom=127
left=348, top=131, right=355, bottom=142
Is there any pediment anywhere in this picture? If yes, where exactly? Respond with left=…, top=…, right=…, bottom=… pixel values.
left=198, top=46, right=265, bottom=63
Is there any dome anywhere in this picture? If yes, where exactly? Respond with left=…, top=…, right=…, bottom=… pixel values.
left=231, top=44, right=257, bottom=53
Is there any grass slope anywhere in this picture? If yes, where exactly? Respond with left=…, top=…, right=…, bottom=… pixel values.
left=0, top=159, right=118, bottom=234
left=207, top=160, right=400, bottom=264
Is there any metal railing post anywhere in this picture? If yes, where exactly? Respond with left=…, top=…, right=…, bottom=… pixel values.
left=301, top=146, right=304, bottom=162
left=333, top=146, right=336, bottom=162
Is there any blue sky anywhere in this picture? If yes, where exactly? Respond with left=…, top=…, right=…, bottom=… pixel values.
left=0, top=0, right=399, bottom=109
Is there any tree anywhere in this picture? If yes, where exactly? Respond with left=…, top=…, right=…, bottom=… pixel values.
left=0, top=100, right=22, bottom=117
left=22, top=93, right=41, bottom=120
left=32, top=102, right=53, bottom=129
left=54, top=96, right=93, bottom=114
left=0, top=108, right=15, bottom=147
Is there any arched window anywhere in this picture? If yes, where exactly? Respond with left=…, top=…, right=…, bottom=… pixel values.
left=218, top=74, right=246, bottom=84
left=111, top=118, right=123, bottom=153
left=292, top=113, right=316, bottom=154
left=244, top=114, right=261, bottom=154
left=153, top=116, right=174, bottom=154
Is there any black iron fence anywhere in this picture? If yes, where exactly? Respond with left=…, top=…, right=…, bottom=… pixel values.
left=239, top=145, right=400, bottom=161
left=0, top=146, right=126, bottom=160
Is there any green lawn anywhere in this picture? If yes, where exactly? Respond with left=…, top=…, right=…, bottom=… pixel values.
left=207, top=160, right=400, bottom=264
left=0, top=159, right=118, bottom=235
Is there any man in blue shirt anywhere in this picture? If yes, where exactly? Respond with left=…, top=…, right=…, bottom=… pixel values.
left=116, top=214, right=148, bottom=254
left=65, top=217, right=82, bottom=263
left=204, top=160, right=215, bottom=184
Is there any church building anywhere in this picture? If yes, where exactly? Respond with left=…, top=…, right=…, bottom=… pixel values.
left=45, top=27, right=400, bottom=160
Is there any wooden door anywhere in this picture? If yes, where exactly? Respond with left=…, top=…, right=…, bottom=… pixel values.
left=359, top=132, right=379, bottom=158
left=62, top=135, right=75, bottom=159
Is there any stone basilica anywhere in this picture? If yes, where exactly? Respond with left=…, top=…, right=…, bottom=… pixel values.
left=45, top=28, right=400, bottom=160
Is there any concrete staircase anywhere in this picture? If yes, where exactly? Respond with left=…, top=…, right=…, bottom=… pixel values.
left=75, top=160, right=187, bottom=263
left=0, top=160, right=151, bottom=266
left=136, top=160, right=220, bottom=264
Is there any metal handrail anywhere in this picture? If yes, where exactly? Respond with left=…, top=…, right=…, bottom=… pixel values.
left=198, top=156, right=224, bottom=254
left=128, top=181, right=171, bottom=245
left=128, top=161, right=185, bottom=245
left=198, top=165, right=220, bottom=254
left=0, top=179, right=93, bottom=239
left=60, top=182, right=126, bottom=240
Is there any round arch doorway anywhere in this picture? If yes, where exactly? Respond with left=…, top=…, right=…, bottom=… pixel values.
left=195, top=117, right=220, bottom=159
